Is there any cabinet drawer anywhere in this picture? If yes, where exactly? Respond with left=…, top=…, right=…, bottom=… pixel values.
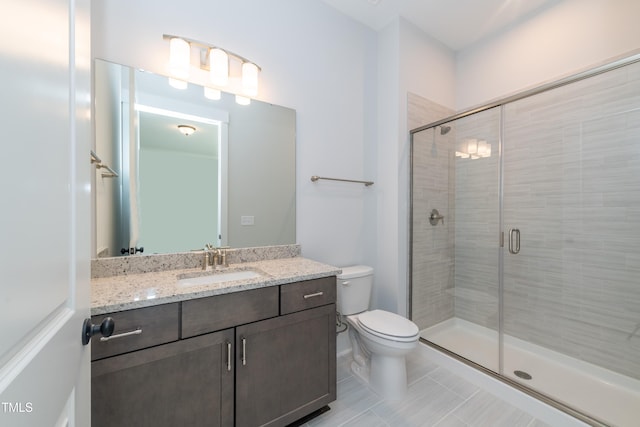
left=182, top=286, right=279, bottom=338
left=280, top=277, right=336, bottom=315
left=91, top=303, right=179, bottom=361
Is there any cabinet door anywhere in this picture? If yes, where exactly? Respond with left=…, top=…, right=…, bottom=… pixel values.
left=236, top=304, right=336, bottom=427
left=92, top=329, right=234, bottom=427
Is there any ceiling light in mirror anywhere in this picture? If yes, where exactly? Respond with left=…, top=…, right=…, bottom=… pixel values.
left=177, top=124, right=196, bottom=136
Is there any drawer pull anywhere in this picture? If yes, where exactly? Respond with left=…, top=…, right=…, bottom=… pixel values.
left=226, top=342, right=232, bottom=371
left=99, top=328, right=142, bottom=342
left=303, top=291, right=324, bottom=299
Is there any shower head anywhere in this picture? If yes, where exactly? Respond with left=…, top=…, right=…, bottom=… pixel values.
left=440, top=125, right=451, bottom=135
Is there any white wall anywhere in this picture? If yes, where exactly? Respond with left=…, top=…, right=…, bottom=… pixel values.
left=456, top=0, right=640, bottom=110
left=374, top=18, right=456, bottom=314
left=92, top=0, right=378, bottom=270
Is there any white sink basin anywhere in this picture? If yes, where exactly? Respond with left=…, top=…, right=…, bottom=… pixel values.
left=177, top=269, right=262, bottom=287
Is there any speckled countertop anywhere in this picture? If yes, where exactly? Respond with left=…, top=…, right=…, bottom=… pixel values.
left=91, top=257, right=341, bottom=315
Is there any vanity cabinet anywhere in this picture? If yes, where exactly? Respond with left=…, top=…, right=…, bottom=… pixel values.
left=91, top=276, right=336, bottom=427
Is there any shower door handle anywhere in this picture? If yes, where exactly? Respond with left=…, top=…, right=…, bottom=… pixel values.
left=508, top=228, right=520, bottom=254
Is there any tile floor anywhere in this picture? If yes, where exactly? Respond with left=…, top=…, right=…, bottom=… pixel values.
left=303, top=344, right=553, bottom=427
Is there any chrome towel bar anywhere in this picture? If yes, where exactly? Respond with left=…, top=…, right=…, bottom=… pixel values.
left=91, top=150, right=119, bottom=178
left=311, top=175, right=374, bottom=187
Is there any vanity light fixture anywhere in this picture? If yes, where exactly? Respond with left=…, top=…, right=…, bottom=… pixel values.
left=177, top=125, right=196, bottom=136
left=163, top=34, right=261, bottom=105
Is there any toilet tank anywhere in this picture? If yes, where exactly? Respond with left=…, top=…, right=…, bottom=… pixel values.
left=336, top=265, right=374, bottom=315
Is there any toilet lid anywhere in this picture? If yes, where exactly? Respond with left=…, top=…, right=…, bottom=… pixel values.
left=357, top=310, right=419, bottom=340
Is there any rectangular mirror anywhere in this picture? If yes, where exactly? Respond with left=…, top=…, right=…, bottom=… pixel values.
left=93, top=59, right=296, bottom=257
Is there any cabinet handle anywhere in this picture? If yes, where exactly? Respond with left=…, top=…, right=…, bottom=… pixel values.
left=241, top=337, right=247, bottom=366
left=303, top=291, right=324, bottom=299
left=226, top=342, right=232, bottom=372
left=99, top=328, right=142, bottom=342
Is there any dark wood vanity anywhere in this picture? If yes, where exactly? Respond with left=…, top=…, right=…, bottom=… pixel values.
left=90, top=276, right=336, bottom=427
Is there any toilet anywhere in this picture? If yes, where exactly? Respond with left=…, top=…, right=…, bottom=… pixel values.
left=337, top=265, right=419, bottom=400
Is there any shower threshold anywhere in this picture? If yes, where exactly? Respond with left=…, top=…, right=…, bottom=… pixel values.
left=422, top=318, right=640, bottom=427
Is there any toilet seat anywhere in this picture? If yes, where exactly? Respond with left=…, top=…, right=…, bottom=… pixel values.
left=356, top=310, right=419, bottom=342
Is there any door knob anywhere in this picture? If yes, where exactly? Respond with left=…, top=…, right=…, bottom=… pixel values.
left=81, top=317, right=115, bottom=345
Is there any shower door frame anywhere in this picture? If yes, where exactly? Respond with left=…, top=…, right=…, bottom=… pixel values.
left=408, top=50, right=640, bottom=427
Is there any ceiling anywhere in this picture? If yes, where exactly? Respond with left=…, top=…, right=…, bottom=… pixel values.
left=321, top=0, right=559, bottom=51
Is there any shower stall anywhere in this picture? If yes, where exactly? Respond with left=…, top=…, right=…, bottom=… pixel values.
left=410, top=53, right=640, bottom=427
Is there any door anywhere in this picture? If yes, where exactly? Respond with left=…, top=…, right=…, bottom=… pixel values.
left=0, top=0, right=91, bottom=426
left=501, top=60, right=640, bottom=424
left=92, top=330, right=234, bottom=427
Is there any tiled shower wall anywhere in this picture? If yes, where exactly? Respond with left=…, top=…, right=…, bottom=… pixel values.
left=408, top=93, right=455, bottom=330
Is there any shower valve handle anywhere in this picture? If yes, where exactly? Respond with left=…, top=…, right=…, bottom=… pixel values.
left=429, top=209, right=444, bottom=226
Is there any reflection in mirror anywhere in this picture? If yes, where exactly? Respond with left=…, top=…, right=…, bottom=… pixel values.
left=93, top=59, right=296, bottom=257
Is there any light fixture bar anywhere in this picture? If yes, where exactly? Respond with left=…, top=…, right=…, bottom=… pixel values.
left=163, top=34, right=262, bottom=71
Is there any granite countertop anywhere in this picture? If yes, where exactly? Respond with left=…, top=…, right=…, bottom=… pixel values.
left=91, top=257, right=341, bottom=315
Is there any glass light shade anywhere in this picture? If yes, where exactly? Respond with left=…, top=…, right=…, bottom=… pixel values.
left=235, top=95, right=251, bottom=106
left=204, top=87, right=221, bottom=100
left=210, top=48, right=229, bottom=86
left=455, top=151, right=470, bottom=159
left=168, top=78, right=188, bottom=90
left=169, top=37, right=190, bottom=79
left=242, top=62, right=259, bottom=97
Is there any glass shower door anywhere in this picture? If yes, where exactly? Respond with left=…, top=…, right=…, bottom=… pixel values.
left=412, top=107, right=502, bottom=371
left=501, top=61, right=640, bottom=426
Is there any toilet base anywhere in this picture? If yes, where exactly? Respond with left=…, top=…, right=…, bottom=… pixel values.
left=369, top=353, right=408, bottom=400
left=350, top=353, right=409, bottom=400
left=348, top=325, right=411, bottom=400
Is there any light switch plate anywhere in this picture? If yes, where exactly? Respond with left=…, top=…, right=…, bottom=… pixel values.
left=241, top=216, right=255, bottom=226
